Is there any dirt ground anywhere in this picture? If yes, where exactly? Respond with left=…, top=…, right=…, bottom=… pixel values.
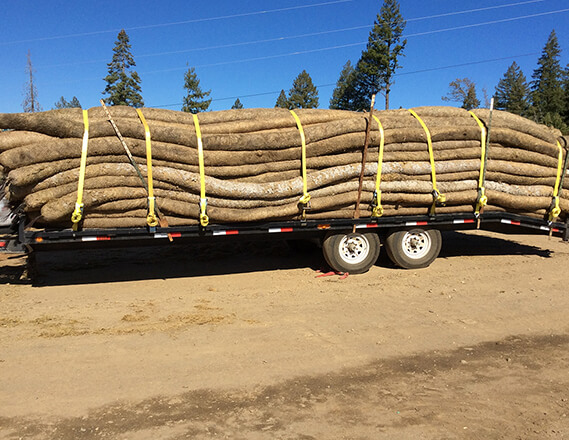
left=0, top=229, right=568, bottom=439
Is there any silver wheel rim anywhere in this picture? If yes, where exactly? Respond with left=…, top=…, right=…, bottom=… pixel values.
left=402, top=231, right=431, bottom=259
left=339, top=234, right=369, bottom=264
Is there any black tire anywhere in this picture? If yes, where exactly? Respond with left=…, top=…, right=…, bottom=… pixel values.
left=322, top=231, right=380, bottom=274
left=385, top=228, right=442, bottom=269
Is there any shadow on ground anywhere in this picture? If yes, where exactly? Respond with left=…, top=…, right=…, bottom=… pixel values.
left=439, top=230, right=552, bottom=258
left=0, top=231, right=554, bottom=286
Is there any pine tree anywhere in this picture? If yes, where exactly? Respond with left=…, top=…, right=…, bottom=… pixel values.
left=562, top=63, right=569, bottom=130
left=53, top=96, right=81, bottom=109
left=330, top=61, right=358, bottom=110
left=231, top=98, right=244, bottom=109
left=531, top=30, right=564, bottom=127
left=181, top=67, right=211, bottom=113
left=102, top=30, right=144, bottom=107
left=355, top=0, right=406, bottom=110
left=442, top=78, right=480, bottom=110
left=287, top=70, right=319, bottom=109
left=22, top=51, right=41, bottom=113
left=275, top=90, right=289, bottom=108
left=494, top=62, right=530, bottom=116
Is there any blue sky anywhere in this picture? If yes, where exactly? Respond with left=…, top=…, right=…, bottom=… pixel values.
left=1, top=0, right=568, bottom=113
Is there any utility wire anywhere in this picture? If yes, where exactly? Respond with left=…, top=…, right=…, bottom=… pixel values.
left=139, top=8, right=569, bottom=76
left=39, top=5, right=568, bottom=88
left=406, top=0, right=547, bottom=22
left=0, top=0, right=552, bottom=48
left=0, top=0, right=353, bottom=45
left=29, top=4, right=568, bottom=73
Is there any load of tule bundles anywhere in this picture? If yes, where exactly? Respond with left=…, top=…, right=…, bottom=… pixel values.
left=0, top=105, right=567, bottom=229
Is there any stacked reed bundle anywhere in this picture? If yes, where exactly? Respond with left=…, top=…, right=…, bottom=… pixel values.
left=0, top=105, right=567, bottom=229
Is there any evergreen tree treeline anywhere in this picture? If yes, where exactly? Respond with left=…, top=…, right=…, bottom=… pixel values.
left=23, top=3, right=569, bottom=134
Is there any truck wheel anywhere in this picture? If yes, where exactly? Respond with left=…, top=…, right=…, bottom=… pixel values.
left=385, top=228, right=442, bottom=269
left=322, top=231, right=380, bottom=274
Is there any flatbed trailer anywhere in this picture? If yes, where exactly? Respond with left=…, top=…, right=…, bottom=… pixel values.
left=1, top=211, right=568, bottom=274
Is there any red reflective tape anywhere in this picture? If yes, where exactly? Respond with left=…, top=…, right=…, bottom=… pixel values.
left=500, top=219, right=521, bottom=226
left=82, top=236, right=111, bottom=242
left=214, top=230, right=239, bottom=236
left=170, top=232, right=182, bottom=238
left=552, top=228, right=560, bottom=233
left=453, top=219, right=476, bottom=224
left=0, top=241, right=6, bottom=247
left=269, top=227, right=293, bottom=233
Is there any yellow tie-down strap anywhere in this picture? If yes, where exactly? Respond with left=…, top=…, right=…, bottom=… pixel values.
left=193, top=114, right=209, bottom=227
left=548, top=140, right=564, bottom=222
left=468, top=111, right=489, bottom=215
left=371, top=115, right=385, bottom=217
left=408, top=109, right=446, bottom=215
left=71, top=109, right=90, bottom=230
left=136, top=109, right=159, bottom=228
left=289, top=110, right=311, bottom=212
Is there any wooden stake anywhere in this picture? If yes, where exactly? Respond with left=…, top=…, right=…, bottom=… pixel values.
left=353, top=94, right=376, bottom=227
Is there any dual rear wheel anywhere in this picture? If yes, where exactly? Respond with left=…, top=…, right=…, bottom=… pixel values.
left=322, top=228, right=442, bottom=274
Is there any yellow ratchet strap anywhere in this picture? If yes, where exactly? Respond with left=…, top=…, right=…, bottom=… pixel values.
left=71, top=109, right=90, bottom=230
left=371, top=115, right=385, bottom=217
left=469, top=111, right=489, bottom=216
left=193, top=114, right=209, bottom=227
left=548, top=140, right=564, bottom=222
left=290, top=110, right=311, bottom=212
left=409, top=109, right=446, bottom=215
left=136, top=109, right=159, bottom=228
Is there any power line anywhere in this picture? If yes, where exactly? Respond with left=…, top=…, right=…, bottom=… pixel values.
left=0, top=0, right=353, bottom=46
left=407, top=0, right=547, bottom=22
left=30, top=3, right=567, bottom=72
left=139, top=8, right=569, bottom=76
left=405, top=7, right=569, bottom=39
left=40, top=6, right=568, bottom=87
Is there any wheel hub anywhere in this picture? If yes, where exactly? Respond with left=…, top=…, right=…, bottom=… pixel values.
left=402, top=231, right=431, bottom=259
left=340, top=235, right=369, bottom=264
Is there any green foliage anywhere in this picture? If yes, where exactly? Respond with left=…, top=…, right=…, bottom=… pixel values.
left=181, top=67, right=211, bottom=113
left=102, top=30, right=144, bottom=108
left=287, top=70, right=319, bottom=109
left=355, top=0, right=406, bottom=110
left=542, top=111, right=568, bottom=134
left=531, top=30, right=564, bottom=126
left=275, top=90, right=289, bottom=109
left=329, top=61, right=358, bottom=110
left=494, top=62, right=530, bottom=116
left=231, top=98, right=244, bottom=109
left=53, top=96, right=81, bottom=109
left=442, top=78, right=480, bottom=110
left=562, top=64, right=569, bottom=131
